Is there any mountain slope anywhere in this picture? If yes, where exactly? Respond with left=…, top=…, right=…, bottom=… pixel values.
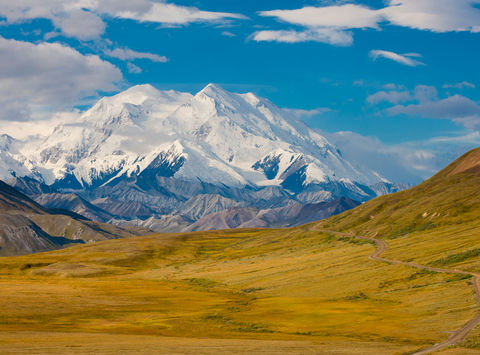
left=0, top=180, right=47, bottom=214
left=0, top=180, right=143, bottom=256
left=186, top=197, right=360, bottom=231
left=0, top=180, right=76, bottom=255
left=33, top=193, right=114, bottom=222
left=314, top=146, right=480, bottom=282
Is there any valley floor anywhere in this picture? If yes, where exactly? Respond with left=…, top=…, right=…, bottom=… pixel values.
left=0, top=332, right=418, bottom=354
left=1, top=225, right=480, bottom=354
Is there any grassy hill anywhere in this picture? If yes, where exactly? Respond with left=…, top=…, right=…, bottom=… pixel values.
left=2, top=149, right=480, bottom=353
left=319, top=147, right=480, bottom=274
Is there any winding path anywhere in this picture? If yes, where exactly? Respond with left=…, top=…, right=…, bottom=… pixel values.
left=316, top=229, right=480, bottom=355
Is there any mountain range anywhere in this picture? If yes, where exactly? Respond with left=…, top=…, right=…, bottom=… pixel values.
left=0, top=84, right=410, bottom=232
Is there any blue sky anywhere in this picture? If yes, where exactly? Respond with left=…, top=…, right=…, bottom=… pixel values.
left=0, top=0, right=480, bottom=182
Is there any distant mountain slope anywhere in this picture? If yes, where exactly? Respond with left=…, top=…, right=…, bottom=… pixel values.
left=0, top=180, right=73, bottom=256
left=186, top=197, right=360, bottom=231
left=0, top=180, right=143, bottom=256
left=0, top=180, right=46, bottom=214
left=34, top=193, right=114, bottom=223
left=117, top=197, right=360, bottom=233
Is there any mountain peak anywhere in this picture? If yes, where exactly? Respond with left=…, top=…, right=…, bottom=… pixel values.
left=109, top=84, right=162, bottom=104
left=196, top=83, right=230, bottom=99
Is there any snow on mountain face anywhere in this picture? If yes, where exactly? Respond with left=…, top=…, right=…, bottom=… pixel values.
left=0, top=134, right=42, bottom=182
left=7, top=84, right=387, bottom=190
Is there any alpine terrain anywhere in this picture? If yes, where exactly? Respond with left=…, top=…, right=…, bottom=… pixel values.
left=0, top=84, right=407, bottom=232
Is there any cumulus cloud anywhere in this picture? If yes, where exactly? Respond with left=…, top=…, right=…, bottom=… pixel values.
left=388, top=95, right=480, bottom=127
left=326, top=130, right=480, bottom=182
left=0, top=0, right=246, bottom=40
left=367, top=84, right=480, bottom=129
left=255, top=0, right=480, bottom=45
left=369, top=50, right=425, bottom=66
left=0, top=36, right=121, bottom=121
left=325, top=131, right=434, bottom=182
left=105, top=48, right=168, bottom=62
left=0, top=0, right=106, bottom=40
left=386, top=86, right=480, bottom=129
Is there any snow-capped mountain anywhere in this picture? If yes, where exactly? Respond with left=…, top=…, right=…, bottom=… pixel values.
left=0, top=84, right=409, bottom=231
left=0, top=134, right=42, bottom=181
left=16, top=83, right=387, bottom=191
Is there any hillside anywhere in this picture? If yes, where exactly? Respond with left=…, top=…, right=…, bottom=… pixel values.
left=1, top=148, right=480, bottom=353
left=0, top=181, right=143, bottom=256
left=319, top=147, right=480, bottom=272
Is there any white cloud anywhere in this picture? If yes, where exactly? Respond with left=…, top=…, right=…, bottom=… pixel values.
left=369, top=50, right=425, bottom=66
left=110, top=2, right=247, bottom=25
left=259, top=5, right=382, bottom=30
left=443, top=81, right=476, bottom=89
left=326, top=131, right=431, bottom=182
left=367, top=84, right=480, bottom=130
left=383, top=83, right=407, bottom=90
left=0, top=0, right=106, bottom=40
left=255, top=0, right=480, bottom=45
left=387, top=90, right=480, bottom=129
left=105, top=48, right=168, bottom=62
left=283, top=107, right=331, bottom=118
left=255, top=4, right=378, bottom=45
left=383, top=0, right=480, bottom=33
left=367, top=90, right=411, bottom=104
left=388, top=94, right=479, bottom=118
left=126, top=62, right=142, bottom=74
left=252, top=28, right=353, bottom=45
left=0, top=1, right=246, bottom=40
left=326, top=130, right=480, bottom=182
left=413, top=85, right=438, bottom=102
left=0, top=36, right=121, bottom=121
left=221, top=31, right=236, bottom=37
left=0, top=111, right=81, bottom=140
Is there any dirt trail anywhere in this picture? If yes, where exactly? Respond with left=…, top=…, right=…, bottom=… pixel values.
left=316, top=229, right=480, bottom=355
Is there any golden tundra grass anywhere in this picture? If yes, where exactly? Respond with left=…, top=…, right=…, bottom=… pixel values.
left=0, top=226, right=477, bottom=354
